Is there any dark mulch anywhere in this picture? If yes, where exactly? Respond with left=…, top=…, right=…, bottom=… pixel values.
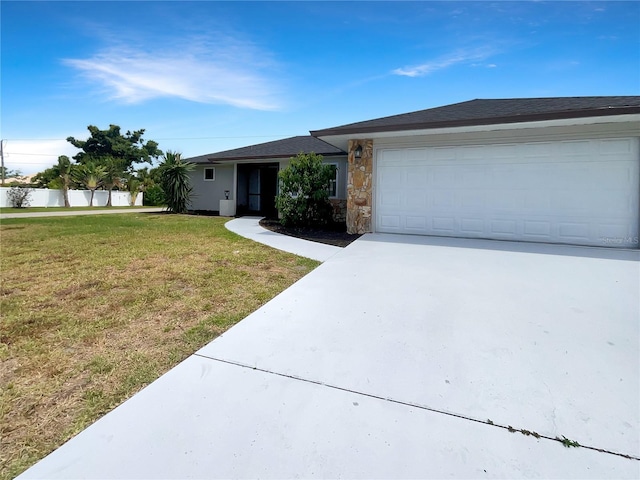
left=259, top=218, right=362, bottom=248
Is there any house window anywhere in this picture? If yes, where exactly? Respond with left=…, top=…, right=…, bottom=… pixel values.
left=327, top=164, right=338, bottom=198
left=204, top=167, right=215, bottom=181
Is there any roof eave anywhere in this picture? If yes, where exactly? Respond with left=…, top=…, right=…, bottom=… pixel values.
left=310, top=106, right=640, bottom=137
left=199, top=151, right=346, bottom=163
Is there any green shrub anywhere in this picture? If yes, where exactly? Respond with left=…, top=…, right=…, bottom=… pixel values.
left=275, top=152, right=334, bottom=227
left=143, top=184, right=166, bottom=206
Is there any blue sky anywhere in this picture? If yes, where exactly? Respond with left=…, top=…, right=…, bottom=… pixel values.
left=1, top=1, right=639, bottom=174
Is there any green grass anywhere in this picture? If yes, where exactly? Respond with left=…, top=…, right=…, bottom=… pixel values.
left=0, top=214, right=318, bottom=479
left=0, top=206, right=158, bottom=213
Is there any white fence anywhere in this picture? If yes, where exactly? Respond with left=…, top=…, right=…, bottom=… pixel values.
left=0, top=188, right=143, bottom=208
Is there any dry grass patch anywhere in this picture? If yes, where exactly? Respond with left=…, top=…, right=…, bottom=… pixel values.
left=0, top=214, right=318, bottom=479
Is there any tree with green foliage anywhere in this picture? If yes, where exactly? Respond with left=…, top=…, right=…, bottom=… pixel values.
left=102, top=157, right=126, bottom=207
left=143, top=184, right=166, bottom=206
left=66, top=125, right=162, bottom=201
left=56, top=156, right=75, bottom=207
left=131, top=166, right=164, bottom=206
left=67, top=125, right=163, bottom=171
left=126, top=177, right=141, bottom=206
left=32, top=167, right=59, bottom=189
left=32, top=157, right=76, bottom=202
left=275, top=152, right=334, bottom=227
left=73, top=162, right=106, bottom=207
left=157, top=151, right=194, bottom=213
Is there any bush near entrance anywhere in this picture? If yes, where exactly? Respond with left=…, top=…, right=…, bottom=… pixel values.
left=275, top=152, right=334, bottom=227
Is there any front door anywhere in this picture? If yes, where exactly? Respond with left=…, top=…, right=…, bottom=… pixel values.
left=237, top=163, right=279, bottom=217
left=260, top=165, right=278, bottom=218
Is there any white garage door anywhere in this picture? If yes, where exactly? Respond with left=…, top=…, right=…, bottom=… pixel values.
left=376, top=138, right=640, bottom=248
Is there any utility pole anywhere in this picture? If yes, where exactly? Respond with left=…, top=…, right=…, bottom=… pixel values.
left=1, top=140, right=5, bottom=186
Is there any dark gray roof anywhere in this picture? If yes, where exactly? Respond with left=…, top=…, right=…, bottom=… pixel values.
left=187, top=136, right=345, bottom=163
left=310, top=96, right=640, bottom=136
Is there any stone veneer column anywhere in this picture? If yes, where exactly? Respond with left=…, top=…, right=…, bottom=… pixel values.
left=346, top=139, right=373, bottom=234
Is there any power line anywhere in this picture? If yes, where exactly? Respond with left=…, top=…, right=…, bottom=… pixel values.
left=3, top=134, right=297, bottom=142
left=3, top=152, right=61, bottom=156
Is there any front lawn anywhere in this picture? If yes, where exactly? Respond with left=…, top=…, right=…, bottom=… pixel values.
left=0, top=214, right=318, bottom=480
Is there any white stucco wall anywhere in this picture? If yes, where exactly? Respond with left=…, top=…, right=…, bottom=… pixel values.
left=0, top=188, right=142, bottom=207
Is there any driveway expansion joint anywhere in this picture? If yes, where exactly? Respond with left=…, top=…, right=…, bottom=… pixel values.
left=194, top=353, right=639, bottom=461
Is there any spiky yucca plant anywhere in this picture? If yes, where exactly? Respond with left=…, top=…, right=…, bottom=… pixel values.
left=158, top=151, right=194, bottom=213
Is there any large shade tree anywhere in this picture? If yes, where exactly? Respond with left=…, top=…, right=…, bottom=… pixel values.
left=67, top=125, right=163, bottom=170
left=66, top=125, right=162, bottom=206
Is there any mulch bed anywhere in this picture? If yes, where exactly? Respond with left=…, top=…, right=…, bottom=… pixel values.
left=259, top=218, right=362, bottom=248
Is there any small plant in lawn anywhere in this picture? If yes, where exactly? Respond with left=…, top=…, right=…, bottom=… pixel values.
left=6, top=186, right=34, bottom=208
left=275, top=152, right=334, bottom=227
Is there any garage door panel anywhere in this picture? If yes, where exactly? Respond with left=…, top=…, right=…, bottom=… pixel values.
left=460, top=218, right=485, bottom=234
left=523, top=221, right=552, bottom=237
left=405, top=191, right=427, bottom=209
left=376, top=138, right=639, bottom=248
left=560, top=140, right=591, bottom=156
left=379, top=215, right=401, bottom=229
left=523, top=142, right=555, bottom=158
left=405, top=166, right=427, bottom=187
left=378, top=167, right=402, bottom=187
left=432, top=217, right=455, bottom=232
left=600, top=138, right=633, bottom=155
left=490, top=220, right=518, bottom=236
left=405, top=216, right=427, bottom=230
left=379, top=191, right=401, bottom=207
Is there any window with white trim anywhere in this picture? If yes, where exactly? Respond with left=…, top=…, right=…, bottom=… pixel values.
left=204, top=167, right=215, bottom=181
left=327, top=163, right=338, bottom=198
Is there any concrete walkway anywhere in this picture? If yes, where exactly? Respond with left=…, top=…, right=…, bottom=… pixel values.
left=0, top=207, right=164, bottom=219
left=18, top=233, right=640, bottom=479
left=225, top=216, right=342, bottom=262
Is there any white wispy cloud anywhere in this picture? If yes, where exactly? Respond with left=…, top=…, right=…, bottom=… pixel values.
left=392, top=48, right=495, bottom=77
left=63, top=36, right=283, bottom=110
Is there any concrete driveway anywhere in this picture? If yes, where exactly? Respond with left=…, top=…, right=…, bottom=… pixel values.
left=19, top=234, right=640, bottom=478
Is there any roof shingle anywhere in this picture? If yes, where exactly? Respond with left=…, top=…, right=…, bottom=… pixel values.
left=310, top=96, right=640, bottom=136
left=186, top=136, right=345, bottom=163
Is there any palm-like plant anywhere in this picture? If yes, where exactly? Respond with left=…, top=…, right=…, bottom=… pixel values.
left=73, top=162, right=106, bottom=207
left=126, top=177, right=141, bottom=206
left=103, top=157, right=125, bottom=207
left=56, top=155, right=74, bottom=207
left=158, top=151, right=194, bottom=213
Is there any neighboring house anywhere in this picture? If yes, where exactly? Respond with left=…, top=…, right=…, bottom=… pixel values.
left=186, top=136, right=347, bottom=219
left=189, top=96, right=640, bottom=248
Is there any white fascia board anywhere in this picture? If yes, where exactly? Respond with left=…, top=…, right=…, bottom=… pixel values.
left=317, top=114, right=640, bottom=150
